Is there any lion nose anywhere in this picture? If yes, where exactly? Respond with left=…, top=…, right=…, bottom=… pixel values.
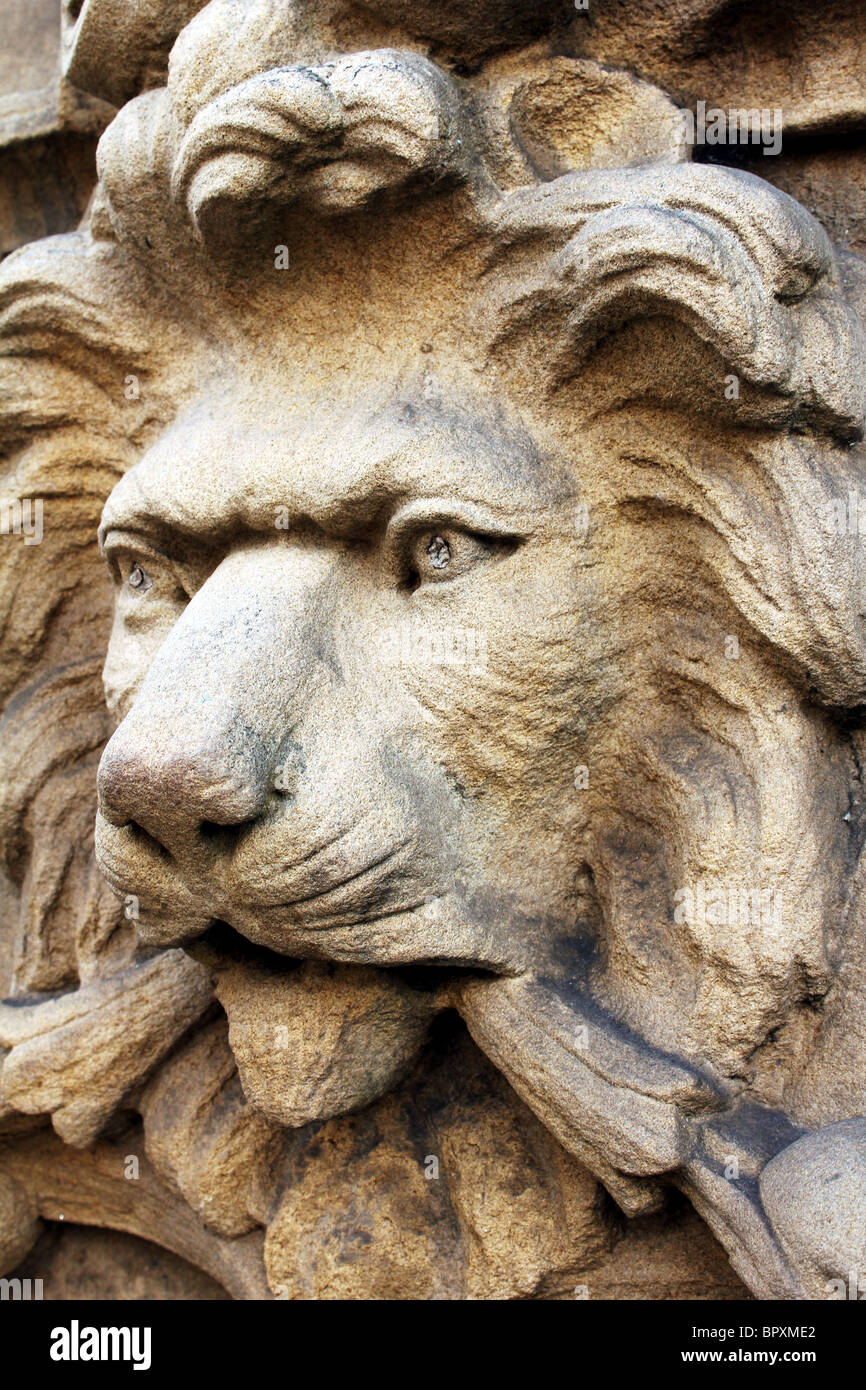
left=97, top=544, right=331, bottom=857
left=98, top=720, right=269, bottom=853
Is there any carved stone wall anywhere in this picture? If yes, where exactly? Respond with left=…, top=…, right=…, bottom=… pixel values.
left=1, top=0, right=866, bottom=1302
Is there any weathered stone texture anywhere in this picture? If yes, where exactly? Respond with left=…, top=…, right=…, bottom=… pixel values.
left=1, top=0, right=866, bottom=1302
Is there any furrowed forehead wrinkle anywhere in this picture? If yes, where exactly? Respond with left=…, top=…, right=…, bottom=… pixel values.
left=99, top=388, right=554, bottom=542
left=307, top=399, right=552, bottom=528
left=100, top=466, right=154, bottom=544
left=99, top=402, right=308, bottom=540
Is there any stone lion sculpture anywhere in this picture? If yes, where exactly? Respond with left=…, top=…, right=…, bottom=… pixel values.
left=1, top=0, right=866, bottom=1300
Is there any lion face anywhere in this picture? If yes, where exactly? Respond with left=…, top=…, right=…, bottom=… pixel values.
left=94, top=375, right=595, bottom=976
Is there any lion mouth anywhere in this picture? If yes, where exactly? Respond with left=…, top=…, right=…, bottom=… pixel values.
left=95, top=808, right=432, bottom=930
left=95, top=809, right=519, bottom=971
left=198, top=888, right=516, bottom=972
left=190, top=917, right=494, bottom=982
left=186, top=925, right=490, bottom=1131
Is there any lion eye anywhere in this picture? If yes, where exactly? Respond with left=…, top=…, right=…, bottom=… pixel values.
left=425, top=535, right=451, bottom=571
left=127, top=562, right=151, bottom=592
left=407, top=528, right=507, bottom=589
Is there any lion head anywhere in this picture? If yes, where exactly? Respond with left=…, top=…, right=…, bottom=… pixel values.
left=3, top=0, right=866, bottom=1300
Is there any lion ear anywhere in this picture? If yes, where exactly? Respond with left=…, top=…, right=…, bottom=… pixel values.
left=486, top=164, right=866, bottom=439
